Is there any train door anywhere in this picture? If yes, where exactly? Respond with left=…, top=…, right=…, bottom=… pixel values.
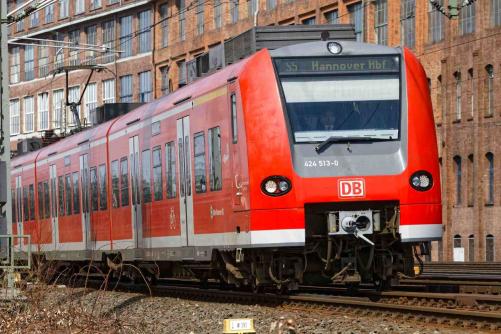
left=49, top=165, right=58, bottom=250
left=80, top=154, right=92, bottom=250
left=15, top=176, right=23, bottom=251
left=177, top=116, right=193, bottom=246
left=129, top=136, right=143, bottom=249
left=228, top=87, right=245, bottom=212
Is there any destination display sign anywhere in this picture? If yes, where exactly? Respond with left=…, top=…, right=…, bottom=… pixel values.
left=274, top=56, right=400, bottom=75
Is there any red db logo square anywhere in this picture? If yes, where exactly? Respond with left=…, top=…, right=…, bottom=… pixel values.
left=338, top=179, right=365, bottom=198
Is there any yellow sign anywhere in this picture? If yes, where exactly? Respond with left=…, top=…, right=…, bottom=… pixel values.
left=222, top=319, right=256, bottom=333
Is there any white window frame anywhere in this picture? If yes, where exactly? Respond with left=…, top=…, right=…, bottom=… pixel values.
left=10, top=99, right=20, bottom=135
left=38, top=93, right=50, bottom=131
left=24, top=96, right=34, bottom=133
left=53, top=89, right=64, bottom=129
left=85, top=83, right=97, bottom=125
left=103, top=79, right=116, bottom=104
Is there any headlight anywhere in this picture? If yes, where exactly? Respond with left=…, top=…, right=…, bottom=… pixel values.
left=409, top=171, right=433, bottom=191
left=261, top=176, right=292, bottom=196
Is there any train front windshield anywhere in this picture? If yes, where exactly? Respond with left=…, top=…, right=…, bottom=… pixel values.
left=274, top=56, right=401, bottom=143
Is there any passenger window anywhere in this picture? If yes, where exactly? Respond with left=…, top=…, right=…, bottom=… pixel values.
left=142, top=149, right=152, bottom=203
left=152, top=146, right=163, bottom=201
left=178, top=138, right=185, bottom=197
left=165, top=141, right=177, bottom=198
left=120, top=157, right=129, bottom=206
left=29, top=184, right=35, bottom=220
left=231, top=93, right=237, bottom=143
left=73, top=172, right=80, bottom=214
left=65, top=174, right=72, bottom=215
left=23, top=186, right=29, bottom=222
left=37, top=182, right=43, bottom=219
left=99, top=164, right=107, bottom=210
left=43, top=181, right=50, bottom=219
left=208, top=126, right=222, bottom=191
left=90, top=167, right=98, bottom=211
left=111, top=160, right=120, bottom=208
left=194, top=132, right=206, bottom=193
left=58, top=176, right=64, bottom=217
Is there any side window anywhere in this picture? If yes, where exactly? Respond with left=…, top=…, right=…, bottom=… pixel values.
left=11, top=190, right=16, bottom=224
left=58, top=176, right=64, bottom=216
left=166, top=141, right=177, bottom=198
left=120, top=157, right=129, bottom=206
left=65, top=174, right=72, bottom=215
left=72, top=172, right=80, bottom=214
left=194, top=132, right=206, bottom=193
left=231, top=93, right=237, bottom=143
left=43, top=181, right=50, bottom=219
left=29, top=184, right=35, bottom=220
left=99, top=164, right=107, bottom=210
left=208, top=126, right=222, bottom=191
left=90, top=167, right=98, bottom=211
left=111, top=160, right=120, bottom=208
left=23, top=186, right=29, bottom=222
left=152, top=146, right=163, bottom=201
left=142, top=149, right=151, bottom=203
left=37, top=182, right=43, bottom=218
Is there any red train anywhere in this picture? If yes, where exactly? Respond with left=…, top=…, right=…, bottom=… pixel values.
left=11, top=40, right=441, bottom=290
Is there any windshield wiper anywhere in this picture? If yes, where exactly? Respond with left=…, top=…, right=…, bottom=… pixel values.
left=315, top=136, right=390, bottom=154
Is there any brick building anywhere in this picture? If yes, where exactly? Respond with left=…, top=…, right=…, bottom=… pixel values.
left=7, top=0, right=500, bottom=261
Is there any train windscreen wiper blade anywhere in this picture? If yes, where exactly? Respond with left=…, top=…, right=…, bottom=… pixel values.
left=315, top=136, right=390, bottom=154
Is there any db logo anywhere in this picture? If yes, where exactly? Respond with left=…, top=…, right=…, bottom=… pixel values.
left=338, top=179, right=365, bottom=198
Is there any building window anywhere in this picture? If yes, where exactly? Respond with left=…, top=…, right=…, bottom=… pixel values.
left=196, top=0, right=204, bottom=35
left=266, top=0, right=276, bottom=11
left=141, top=149, right=152, bottom=203
left=103, top=79, right=115, bottom=104
left=75, top=0, right=84, bottom=14
left=38, top=42, right=49, bottom=77
left=102, top=20, right=115, bottom=63
left=68, top=86, right=80, bottom=126
left=109, top=0, right=118, bottom=4
left=152, top=147, right=163, bottom=201
left=454, top=71, right=461, bottom=121
left=302, top=17, right=315, bottom=25
left=54, top=34, right=65, bottom=69
left=178, top=60, right=186, bottom=87
left=325, top=10, right=338, bottom=24
left=348, top=2, right=364, bottom=42
left=467, top=154, right=474, bottom=207
left=68, top=30, right=80, bottom=66
left=120, top=157, right=129, bottom=206
left=468, top=235, right=475, bottom=262
left=139, top=71, right=152, bottom=102
left=486, top=152, right=494, bottom=205
left=10, top=99, right=20, bottom=135
left=401, top=0, right=415, bottom=48
left=459, top=3, right=475, bottom=35
left=45, top=4, right=54, bottom=23
left=453, top=155, right=462, bottom=205
left=468, top=68, right=474, bottom=119
left=375, top=0, right=388, bottom=45
left=160, top=4, right=169, bottom=47
left=24, top=46, right=34, bottom=81
left=194, top=132, right=206, bottom=193
left=485, top=65, right=494, bottom=116
left=59, top=0, right=69, bottom=19
left=428, top=0, right=444, bottom=43
left=160, top=66, right=170, bottom=95
left=166, top=141, right=176, bottom=198
left=494, top=0, right=501, bottom=26
left=120, top=16, right=133, bottom=58
left=178, top=0, right=186, bottom=41
left=84, top=83, right=97, bottom=125
left=248, top=0, right=257, bottom=18
left=208, top=127, right=222, bottom=191
left=120, top=75, right=133, bottom=102
left=230, top=0, right=239, bottom=24
left=453, top=234, right=462, bottom=248
left=486, top=234, right=495, bottom=262
left=10, top=47, right=20, bottom=84
left=90, top=0, right=101, bottom=10
left=214, top=0, right=223, bottom=28
left=85, top=25, right=97, bottom=65
left=30, top=11, right=39, bottom=28
left=15, top=0, right=24, bottom=32
left=38, top=92, right=49, bottom=131
left=53, top=89, right=64, bottom=129
left=24, top=96, right=34, bottom=133
left=138, top=10, right=152, bottom=53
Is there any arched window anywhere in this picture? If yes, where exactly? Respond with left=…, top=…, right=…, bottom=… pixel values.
left=453, top=156, right=462, bottom=205
left=486, top=234, right=495, bottom=262
left=467, top=154, right=474, bottom=206
left=468, top=234, right=475, bottom=262
left=485, top=65, right=494, bottom=116
left=486, top=152, right=494, bottom=205
left=453, top=234, right=462, bottom=248
left=468, top=68, right=474, bottom=119
left=454, top=71, right=461, bottom=121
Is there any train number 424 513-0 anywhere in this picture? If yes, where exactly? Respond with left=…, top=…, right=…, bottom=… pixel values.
left=304, top=160, right=339, bottom=167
